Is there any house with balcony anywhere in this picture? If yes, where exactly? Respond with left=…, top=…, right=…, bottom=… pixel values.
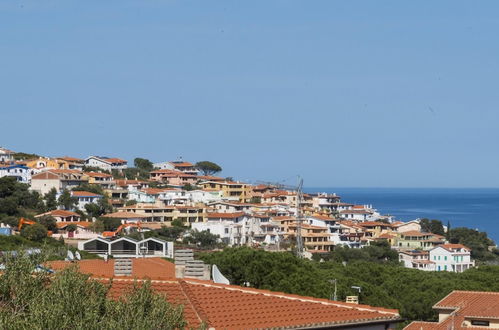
left=0, top=147, right=14, bottom=163
left=85, top=156, right=128, bottom=171
left=85, top=171, right=115, bottom=189
left=339, top=209, right=374, bottom=222
left=0, top=164, right=32, bottom=183
left=71, top=190, right=103, bottom=210
left=200, top=180, right=250, bottom=202
left=31, top=170, right=89, bottom=195
left=57, top=156, right=85, bottom=170
left=149, top=169, right=198, bottom=187
left=429, top=244, right=475, bottom=272
left=35, top=209, right=81, bottom=222
left=118, top=203, right=205, bottom=224
left=396, top=230, right=446, bottom=250
left=153, top=160, right=199, bottom=175
left=399, top=250, right=434, bottom=271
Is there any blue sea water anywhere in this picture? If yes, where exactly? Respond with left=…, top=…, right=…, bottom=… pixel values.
left=305, top=187, right=499, bottom=244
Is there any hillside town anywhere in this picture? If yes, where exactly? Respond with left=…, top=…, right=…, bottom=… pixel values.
left=0, top=146, right=476, bottom=272
left=1, top=147, right=498, bottom=329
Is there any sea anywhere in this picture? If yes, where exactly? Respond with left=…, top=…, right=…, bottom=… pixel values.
left=305, top=187, right=499, bottom=244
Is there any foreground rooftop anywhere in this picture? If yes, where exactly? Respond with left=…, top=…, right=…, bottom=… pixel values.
left=50, top=258, right=402, bottom=329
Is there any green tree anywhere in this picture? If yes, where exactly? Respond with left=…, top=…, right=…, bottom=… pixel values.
left=21, top=223, right=47, bottom=241
left=134, top=157, right=154, bottom=171
left=183, top=183, right=195, bottom=191
left=156, top=225, right=185, bottom=241
left=195, top=161, right=222, bottom=176
left=184, top=229, right=220, bottom=249
left=43, top=188, right=58, bottom=211
left=249, top=196, right=261, bottom=204
left=0, top=253, right=186, bottom=329
left=57, top=190, right=77, bottom=211
left=38, top=215, right=58, bottom=232
left=66, top=224, right=77, bottom=232
left=449, top=227, right=496, bottom=261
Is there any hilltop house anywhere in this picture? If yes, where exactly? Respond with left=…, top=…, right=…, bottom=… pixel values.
left=153, top=160, right=199, bottom=175
left=0, top=147, right=14, bottom=163
left=85, top=156, right=128, bottom=171
left=0, top=164, right=32, bottom=183
left=149, top=169, right=197, bottom=187
left=30, top=170, right=89, bottom=195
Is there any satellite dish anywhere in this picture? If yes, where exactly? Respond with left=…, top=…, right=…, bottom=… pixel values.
left=67, top=250, right=75, bottom=261
left=212, top=264, right=230, bottom=285
left=75, top=251, right=81, bottom=261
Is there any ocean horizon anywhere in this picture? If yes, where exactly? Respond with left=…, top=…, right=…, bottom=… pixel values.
left=304, top=187, right=499, bottom=243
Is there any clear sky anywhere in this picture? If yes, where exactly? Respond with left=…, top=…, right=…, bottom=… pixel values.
left=2, top=1, right=499, bottom=188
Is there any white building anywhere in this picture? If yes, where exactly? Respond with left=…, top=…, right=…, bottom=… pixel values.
left=71, top=190, right=103, bottom=210
left=399, top=250, right=435, bottom=271
left=153, top=160, right=199, bottom=175
left=192, top=212, right=282, bottom=247
left=0, top=164, right=32, bottom=183
left=79, top=236, right=174, bottom=258
left=0, top=147, right=14, bottom=163
left=187, top=190, right=224, bottom=204
left=429, top=244, right=475, bottom=273
left=85, top=156, right=128, bottom=171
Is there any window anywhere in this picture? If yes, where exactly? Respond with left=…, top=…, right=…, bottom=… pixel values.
left=444, top=256, right=447, bottom=261
left=470, top=320, right=490, bottom=326
left=444, top=265, right=447, bottom=270
left=224, top=228, right=229, bottom=234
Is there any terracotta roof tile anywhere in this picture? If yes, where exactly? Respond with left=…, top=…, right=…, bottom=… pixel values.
left=405, top=291, right=499, bottom=330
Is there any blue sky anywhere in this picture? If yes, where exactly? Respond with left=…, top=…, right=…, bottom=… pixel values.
left=2, top=1, right=499, bottom=187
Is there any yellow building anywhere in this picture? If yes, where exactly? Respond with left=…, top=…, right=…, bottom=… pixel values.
left=200, top=180, right=251, bottom=202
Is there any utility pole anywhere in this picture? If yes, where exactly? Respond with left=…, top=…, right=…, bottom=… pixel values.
left=329, top=279, right=337, bottom=301
left=296, top=177, right=304, bottom=258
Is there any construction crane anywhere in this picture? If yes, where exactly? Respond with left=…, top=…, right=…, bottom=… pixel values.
left=102, top=222, right=143, bottom=238
left=18, top=218, right=36, bottom=231
left=256, top=177, right=305, bottom=257
left=17, top=218, right=53, bottom=236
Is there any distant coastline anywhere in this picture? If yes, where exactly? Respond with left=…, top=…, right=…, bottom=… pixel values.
left=305, top=187, right=499, bottom=243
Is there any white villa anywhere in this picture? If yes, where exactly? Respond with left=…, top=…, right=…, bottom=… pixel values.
left=85, top=156, right=128, bottom=171
left=429, top=244, right=475, bottom=273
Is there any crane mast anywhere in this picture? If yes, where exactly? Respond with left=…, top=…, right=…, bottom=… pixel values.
left=295, top=177, right=304, bottom=258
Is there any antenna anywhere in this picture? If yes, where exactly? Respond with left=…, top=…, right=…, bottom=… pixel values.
left=67, top=250, right=75, bottom=261
left=296, top=176, right=304, bottom=258
left=75, top=251, right=81, bottom=261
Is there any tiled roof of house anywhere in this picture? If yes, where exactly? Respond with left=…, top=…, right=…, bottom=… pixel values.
left=434, top=243, right=471, bottom=252
left=71, top=191, right=101, bottom=197
left=400, top=230, right=432, bottom=237
left=85, top=171, right=113, bottom=178
left=58, top=156, right=84, bottom=163
left=48, top=258, right=176, bottom=280
left=359, top=221, right=393, bottom=227
left=405, top=291, right=499, bottom=330
left=49, top=258, right=401, bottom=329
left=56, top=221, right=93, bottom=229
left=35, top=210, right=80, bottom=218
left=101, top=211, right=148, bottom=219
left=206, top=212, right=246, bottom=219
